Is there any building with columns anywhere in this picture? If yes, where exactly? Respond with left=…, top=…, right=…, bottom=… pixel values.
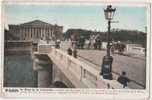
left=7, top=20, right=63, bottom=42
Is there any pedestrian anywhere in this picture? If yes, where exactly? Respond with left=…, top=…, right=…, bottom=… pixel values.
left=111, top=45, right=115, bottom=54
left=88, top=40, right=91, bottom=49
left=67, top=48, right=72, bottom=56
left=92, top=39, right=96, bottom=49
left=56, top=39, right=60, bottom=48
left=97, top=39, right=101, bottom=50
left=73, top=49, right=77, bottom=58
left=117, top=71, right=130, bottom=88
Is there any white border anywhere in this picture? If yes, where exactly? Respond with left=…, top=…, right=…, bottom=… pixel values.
left=0, top=1, right=151, bottom=100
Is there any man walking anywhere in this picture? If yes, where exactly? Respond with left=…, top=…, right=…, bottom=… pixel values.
left=117, top=71, right=130, bottom=88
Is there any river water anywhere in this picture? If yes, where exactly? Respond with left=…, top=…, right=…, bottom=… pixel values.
left=4, top=54, right=37, bottom=87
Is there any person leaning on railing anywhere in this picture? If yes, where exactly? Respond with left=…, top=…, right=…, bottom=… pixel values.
left=117, top=71, right=130, bottom=88
left=67, top=48, right=72, bottom=56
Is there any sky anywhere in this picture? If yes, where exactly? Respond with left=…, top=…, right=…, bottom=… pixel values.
left=3, top=4, right=147, bottom=32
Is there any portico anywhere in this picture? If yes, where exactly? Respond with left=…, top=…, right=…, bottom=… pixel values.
left=8, top=20, right=63, bottom=42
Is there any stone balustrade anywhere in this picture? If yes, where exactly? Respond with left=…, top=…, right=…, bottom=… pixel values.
left=36, top=44, right=126, bottom=88
left=38, top=44, right=53, bottom=53
left=51, top=48, right=124, bottom=88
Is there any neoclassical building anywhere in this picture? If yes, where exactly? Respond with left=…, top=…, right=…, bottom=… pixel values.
left=7, top=20, right=63, bottom=42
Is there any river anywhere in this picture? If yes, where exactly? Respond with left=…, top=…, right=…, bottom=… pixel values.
left=4, top=54, right=37, bottom=87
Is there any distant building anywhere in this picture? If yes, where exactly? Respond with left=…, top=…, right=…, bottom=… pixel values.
left=6, top=20, right=63, bottom=42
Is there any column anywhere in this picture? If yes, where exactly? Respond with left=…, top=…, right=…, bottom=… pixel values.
left=28, top=27, right=30, bottom=40
left=26, top=27, right=29, bottom=40
left=43, top=27, right=45, bottom=40
left=19, top=27, right=22, bottom=40
left=46, top=27, right=48, bottom=39
left=35, top=27, right=37, bottom=40
left=51, top=28, right=53, bottom=38
left=38, top=28, right=40, bottom=39
left=27, top=27, right=29, bottom=40
left=43, top=28, right=46, bottom=40
left=49, top=27, right=51, bottom=39
left=34, top=27, right=36, bottom=39
left=37, top=28, right=39, bottom=39
left=41, top=28, right=43, bottom=39
left=31, top=27, right=33, bottom=39
left=16, top=26, right=19, bottom=39
left=22, top=27, right=24, bottom=40
left=40, top=28, right=42, bottom=39
left=25, top=27, right=29, bottom=40
left=35, top=27, right=38, bottom=40
left=32, top=27, right=34, bottom=39
left=25, top=27, right=27, bottom=40
left=48, top=28, right=50, bottom=38
left=52, top=28, right=55, bottom=40
left=37, top=27, right=39, bottom=39
left=29, top=27, right=32, bottom=39
left=24, top=27, right=26, bottom=40
left=23, top=27, right=25, bottom=40
left=46, top=27, right=49, bottom=43
left=35, top=27, right=37, bottom=39
left=31, top=27, right=32, bottom=39
left=14, top=26, right=17, bottom=38
left=39, top=28, right=41, bottom=39
left=29, top=27, right=32, bottom=40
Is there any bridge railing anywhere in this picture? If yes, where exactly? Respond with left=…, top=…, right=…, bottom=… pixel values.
left=37, top=44, right=126, bottom=89
left=38, top=44, right=54, bottom=53
left=52, top=48, right=125, bottom=88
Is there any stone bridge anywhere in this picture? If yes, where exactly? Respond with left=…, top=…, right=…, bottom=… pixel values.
left=33, top=44, right=125, bottom=89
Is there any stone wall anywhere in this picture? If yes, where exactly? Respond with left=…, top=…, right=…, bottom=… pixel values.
left=4, top=41, right=33, bottom=55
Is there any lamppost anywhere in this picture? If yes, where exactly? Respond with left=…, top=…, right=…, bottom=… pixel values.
left=100, top=5, right=116, bottom=80
left=144, top=26, right=147, bottom=56
left=73, top=34, right=77, bottom=58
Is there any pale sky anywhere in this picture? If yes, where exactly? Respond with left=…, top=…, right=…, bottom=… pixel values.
left=3, top=4, right=147, bottom=32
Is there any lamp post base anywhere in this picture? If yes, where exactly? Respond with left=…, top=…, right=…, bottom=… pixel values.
left=101, top=73, right=113, bottom=80
left=100, top=55, right=113, bottom=80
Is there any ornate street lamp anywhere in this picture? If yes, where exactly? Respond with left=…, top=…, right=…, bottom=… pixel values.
left=100, top=5, right=116, bottom=80
left=104, top=5, right=116, bottom=21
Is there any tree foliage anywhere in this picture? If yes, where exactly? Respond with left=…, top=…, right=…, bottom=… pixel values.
left=65, top=28, right=146, bottom=46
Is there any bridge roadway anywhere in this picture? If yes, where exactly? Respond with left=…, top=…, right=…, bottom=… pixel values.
left=60, top=41, right=146, bottom=89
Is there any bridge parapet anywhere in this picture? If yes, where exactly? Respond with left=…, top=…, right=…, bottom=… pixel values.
left=38, top=44, right=54, bottom=53
left=45, top=46, right=126, bottom=89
